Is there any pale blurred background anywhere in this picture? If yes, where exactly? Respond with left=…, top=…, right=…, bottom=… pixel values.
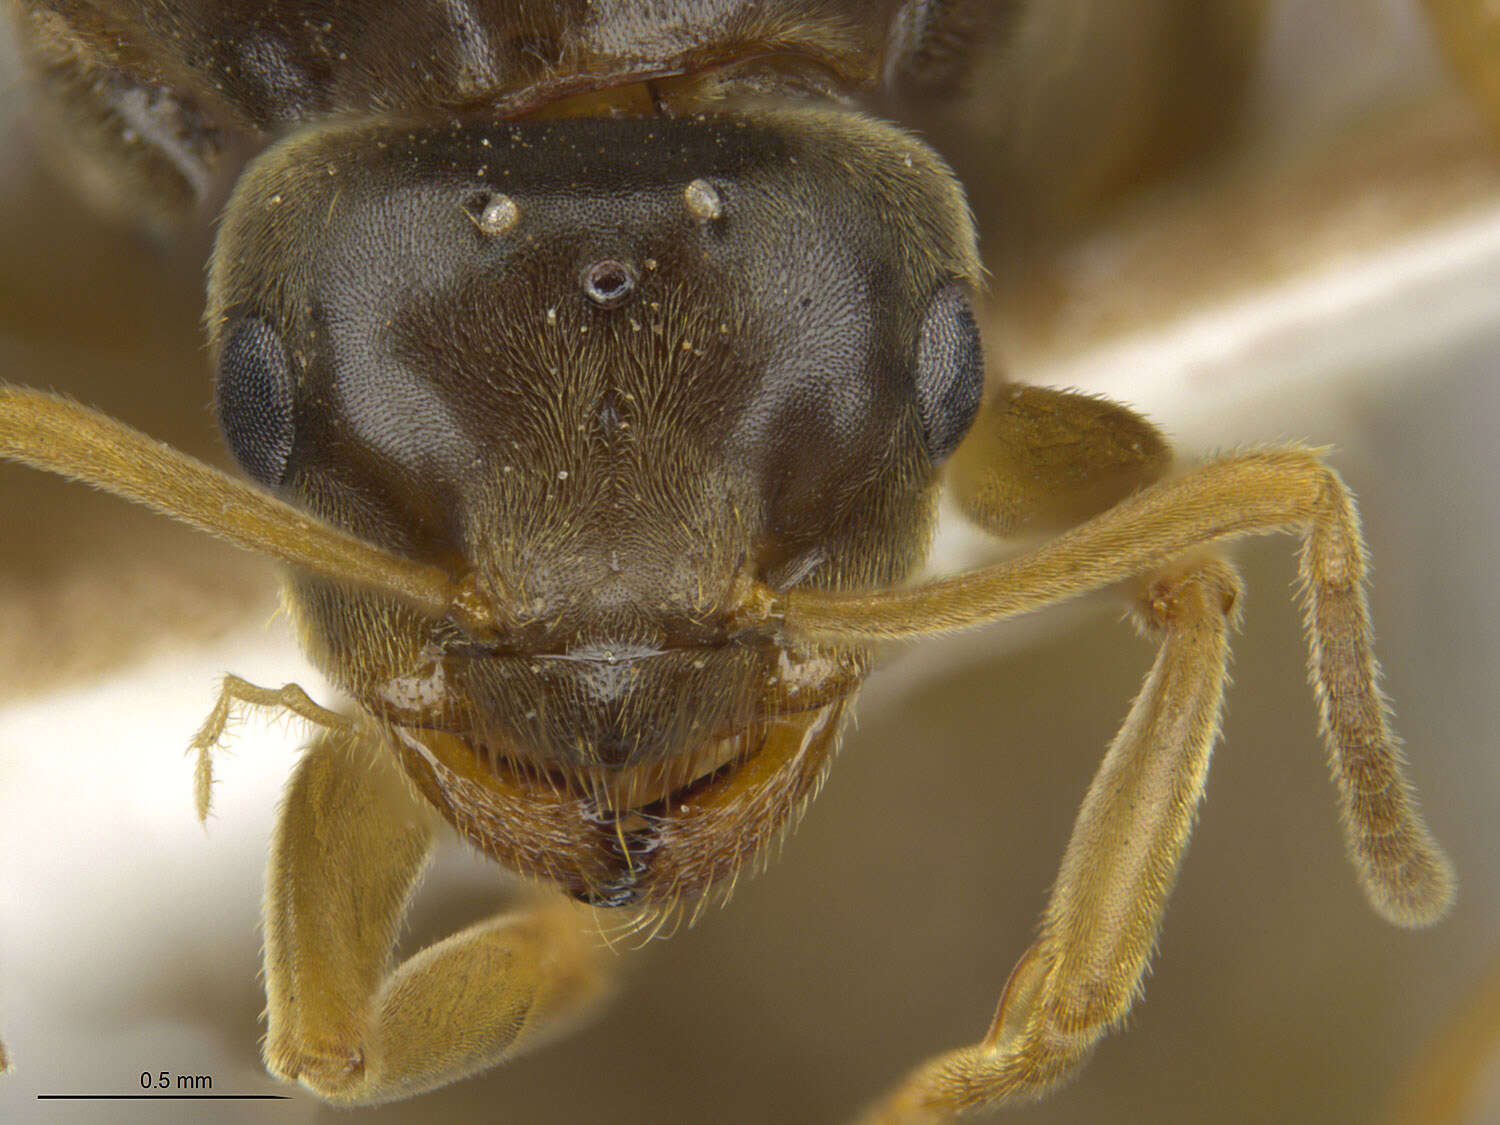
left=1, top=2, right=1498, bottom=1123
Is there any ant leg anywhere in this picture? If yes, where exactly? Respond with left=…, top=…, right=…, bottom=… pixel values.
left=947, top=383, right=1171, bottom=536
left=777, top=426, right=1455, bottom=1119
left=262, top=729, right=612, bottom=1106
left=261, top=730, right=431, bottom=1099
left=1421, top=1, right=1500, bottom=135
left=785, top=448, right=1455, bottom=924
left=856, top=556, right=1241, bottom=1122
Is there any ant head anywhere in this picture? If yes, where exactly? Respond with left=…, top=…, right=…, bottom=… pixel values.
left=205, top=106, right=983, bottom=902
left=208, top=107, right=982, bottom=626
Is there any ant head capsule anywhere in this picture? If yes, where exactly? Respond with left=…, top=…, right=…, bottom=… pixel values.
left=205, top=106, right=979, bottom=897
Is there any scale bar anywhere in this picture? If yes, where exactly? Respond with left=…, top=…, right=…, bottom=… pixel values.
left=37, top=1094, right=290, bottom=1100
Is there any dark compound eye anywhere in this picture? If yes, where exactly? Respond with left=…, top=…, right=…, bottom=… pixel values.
left=215, top=315, right=296, bottom=487
left=913, top=283, right=984, bottom=462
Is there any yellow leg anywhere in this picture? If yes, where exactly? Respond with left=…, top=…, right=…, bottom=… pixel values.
left=262, top=729, right=613, bottom=1105
left=775, top=389, right=1454, bottom=1121
left=857, top=557, right=1240, bottom=1121
left=947, top=382, right=1170, bottom=537
left=782, top=447, right=1454, bottom=927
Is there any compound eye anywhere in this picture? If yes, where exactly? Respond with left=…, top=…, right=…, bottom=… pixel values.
left=914, top=283, right=984, bottom=462
left=215, top=315, right=296, bottom=487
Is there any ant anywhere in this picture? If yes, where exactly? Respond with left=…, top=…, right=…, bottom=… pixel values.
left=1, top=2, right=1484, bottom=1118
